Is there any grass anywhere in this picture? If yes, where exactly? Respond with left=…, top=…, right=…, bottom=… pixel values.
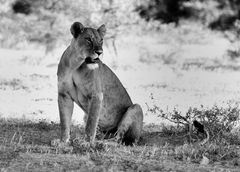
left=0, top=111, right=240, bottom=172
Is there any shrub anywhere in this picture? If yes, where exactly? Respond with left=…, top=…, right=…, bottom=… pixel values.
left=2, top=0, right=141, bottom=51
left=135, top=0, right=193, bottom=24
left=12, top=0, right=31, bottom=15
left=147, top=103, right=240, bottom=144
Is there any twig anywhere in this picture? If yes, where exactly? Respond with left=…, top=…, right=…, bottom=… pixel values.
left=200, top=128, right=210, bottom=146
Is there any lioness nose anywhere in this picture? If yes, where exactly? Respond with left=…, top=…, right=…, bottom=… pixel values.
left=95, top=50, right=103, bottom=56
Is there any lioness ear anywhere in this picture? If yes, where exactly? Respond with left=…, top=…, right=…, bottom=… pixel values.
left=97, top=24, right=106, bottom=37
left=70, top=22, right=84, bottom=38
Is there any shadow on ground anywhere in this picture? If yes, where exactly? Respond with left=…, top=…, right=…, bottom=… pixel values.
left=0, top=118, right=186, bottom=147
left=0, top=119, right=61, bottom=146
left=139, top=131, right=187, bottom=146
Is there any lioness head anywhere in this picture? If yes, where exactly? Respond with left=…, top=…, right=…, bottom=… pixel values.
left=70, top=22, right=106, bottom=66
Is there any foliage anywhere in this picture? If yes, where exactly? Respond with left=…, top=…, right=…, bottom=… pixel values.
left=0, top=0, right=141, bottom=50
left=147, top=103, right=240, bottom=144
left=228, top=46, right=240, bottom=60
left=135, top=0, right=194, bottom=24
left=136, top=0, right=240, bottom=32
left=12, top=0, right=31, bottom=15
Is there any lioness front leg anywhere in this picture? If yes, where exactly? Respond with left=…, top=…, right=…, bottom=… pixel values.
left=58, top=93, right=73, bottom=143
left=85, top=93, right=103, bottom=143
left=116, top=104, right=143, bottom=145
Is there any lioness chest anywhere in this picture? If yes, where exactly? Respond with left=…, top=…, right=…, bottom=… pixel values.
left=69, top=62, right=133, bottom=131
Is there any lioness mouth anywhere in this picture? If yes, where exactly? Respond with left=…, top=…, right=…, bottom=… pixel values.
left=85, top=57, right=99, bottom=64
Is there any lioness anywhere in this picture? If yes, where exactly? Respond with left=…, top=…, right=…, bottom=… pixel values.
left=57, top=22, right=143, bottom=145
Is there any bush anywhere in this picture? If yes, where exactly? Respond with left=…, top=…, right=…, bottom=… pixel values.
left=147, top=103, right=240, bottom=144
left=1, top=0, right=141, bottom=50
left=12, top=0, right=31, bottom=15
left=135, top=0, right=193, bottom=24
left=136, top=0, right=240, bottom=33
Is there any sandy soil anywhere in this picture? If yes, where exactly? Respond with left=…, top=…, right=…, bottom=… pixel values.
left=0, top=30, right=240, bottom=125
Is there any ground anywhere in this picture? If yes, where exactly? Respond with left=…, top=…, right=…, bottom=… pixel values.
left=0, top=22, right=240, bottom=171
left=0, top=118, right=240, bottom=171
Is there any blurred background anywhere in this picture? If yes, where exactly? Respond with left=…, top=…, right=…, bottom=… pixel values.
left=0, top=0, right=240, bottom=124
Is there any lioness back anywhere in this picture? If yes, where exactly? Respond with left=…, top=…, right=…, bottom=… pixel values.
left=99, top=62, right=133, bottom=129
